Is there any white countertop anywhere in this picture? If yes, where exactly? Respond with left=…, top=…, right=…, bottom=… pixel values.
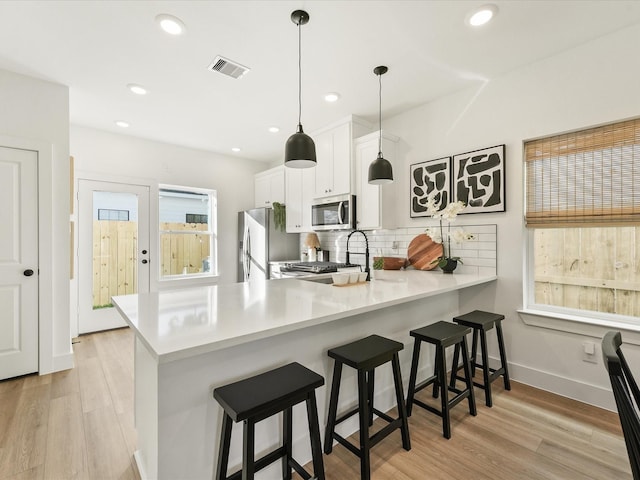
left=112, top=270, right=496, bottom=364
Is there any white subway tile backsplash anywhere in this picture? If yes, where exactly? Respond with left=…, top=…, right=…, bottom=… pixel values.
left=301, top=224, right=496, bottom=275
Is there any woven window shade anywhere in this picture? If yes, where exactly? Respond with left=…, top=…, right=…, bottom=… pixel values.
left=525, top=118, right=640, bottom=227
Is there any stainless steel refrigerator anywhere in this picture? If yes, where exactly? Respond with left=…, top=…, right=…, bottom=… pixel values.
left=238, top=208, right=300, bottom=281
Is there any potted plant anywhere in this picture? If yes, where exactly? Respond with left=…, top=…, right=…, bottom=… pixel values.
left=424, top=196, right=474, bottom=273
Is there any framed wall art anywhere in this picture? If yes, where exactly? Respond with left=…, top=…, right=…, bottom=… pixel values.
left=452, top=144, right=505, bottom=214
left=410, top=156, right=451, bottom=217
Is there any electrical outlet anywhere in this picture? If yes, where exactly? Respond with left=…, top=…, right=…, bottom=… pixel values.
left=391, top=241, right=399, bottom=250
left=583, top=341, right=598, bottom=364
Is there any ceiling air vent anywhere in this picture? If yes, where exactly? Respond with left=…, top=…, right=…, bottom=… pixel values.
left=207, top=55, right=250, bottom=79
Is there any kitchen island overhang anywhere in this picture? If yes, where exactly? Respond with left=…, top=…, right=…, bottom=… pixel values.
left=113, top=270, right=496, bottom=480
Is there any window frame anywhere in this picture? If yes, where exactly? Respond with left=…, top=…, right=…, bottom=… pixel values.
left=522, top=118, right=640, bottom=335
left=158, top=184, right=218, bottom=282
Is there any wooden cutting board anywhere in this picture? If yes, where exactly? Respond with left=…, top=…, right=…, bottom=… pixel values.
left=407, top=234, right=443, bottom=271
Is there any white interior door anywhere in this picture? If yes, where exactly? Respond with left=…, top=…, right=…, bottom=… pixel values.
left=78, top=180, right=150, bottom=334
left=0, top=146, right=38, bottom=380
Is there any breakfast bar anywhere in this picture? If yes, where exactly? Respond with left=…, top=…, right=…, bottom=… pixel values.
left=113, top=270, right=496, bottom=479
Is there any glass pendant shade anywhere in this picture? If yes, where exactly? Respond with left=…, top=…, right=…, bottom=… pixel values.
left=368, top=152, right=393, bottom=184
left=368, top=65, right=393, bottom=184
left=285, top=124, right=316, bottom=168
left=285, top=10, right=316, bottom=168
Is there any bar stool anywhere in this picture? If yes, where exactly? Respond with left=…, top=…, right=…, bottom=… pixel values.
left=213, top=362, right=325, bottom=480
left=324, top=334, right=411, bottom=480
left=406, top=321, right=477, bottom=439
left=450, top=310, right=511, bottom=407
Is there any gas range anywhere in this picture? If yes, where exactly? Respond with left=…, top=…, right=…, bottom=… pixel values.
left=281, top=261, right=358, bottom=274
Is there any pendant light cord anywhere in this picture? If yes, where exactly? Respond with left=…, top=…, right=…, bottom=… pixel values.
left=298, top=21, right=302, bottom=127
left=378, top=72, right=382, bottom=155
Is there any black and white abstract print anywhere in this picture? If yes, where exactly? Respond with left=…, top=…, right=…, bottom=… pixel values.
left=410, top=157, right=451, bottom=217
left=452, top=145, right=505, bottom=214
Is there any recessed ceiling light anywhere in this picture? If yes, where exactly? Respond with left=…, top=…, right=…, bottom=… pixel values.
left=268, top=126, right=280, bottom=133
left=127, top=83, right=147, bottom=95
left=467, top=4, right=498, bottom=27
left=115, top=121, right=130, bottom=128
left=231, top=147, right=241, bottom=152
left=156, top=14, right=186, bottom=35
left=324, top=92, right=340, bottom=103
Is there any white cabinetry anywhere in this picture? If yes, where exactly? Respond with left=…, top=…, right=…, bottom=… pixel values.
left=285, top=167, right=315, bottom=232
left=312, top=116, right=371, bottom=199
left=355, top=131, right=399, bottom=230
left=254, top=166, right=285, bottom=208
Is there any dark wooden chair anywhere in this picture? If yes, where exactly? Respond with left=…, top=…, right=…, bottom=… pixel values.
left=602, top=331, right=640, bottom=480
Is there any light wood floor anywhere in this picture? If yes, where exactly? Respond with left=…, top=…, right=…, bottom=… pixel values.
left=0, top=327, right=632, bottom=480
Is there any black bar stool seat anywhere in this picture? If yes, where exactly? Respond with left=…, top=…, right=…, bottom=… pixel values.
left=324, top=334, right=411, bottom=480
left=450, top=310, right=511, bottom=407
left=213, top=362, right=325, bottom=480
left=406, top=321, right=477, bottom=439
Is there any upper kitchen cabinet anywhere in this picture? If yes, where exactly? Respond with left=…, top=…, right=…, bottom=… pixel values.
left=285, top=167, right=315, bottom=233
left=355, top=131, right=399, bottom=230
left=254, top=165, right=285, bottom=208
left=312, top=116, right=371, bottom=199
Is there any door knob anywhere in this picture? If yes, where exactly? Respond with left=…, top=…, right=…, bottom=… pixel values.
left=142, top=249, right=148, bottom=254
left=141, top=259, right=148, bottom=264
left=23, top=269, right=34, bottom=276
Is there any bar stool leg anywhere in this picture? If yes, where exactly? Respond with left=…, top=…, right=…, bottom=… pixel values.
left=496, top=321, right=511, bottom=390
left=282, top=407, right=292, bottom=480
left=324, top=362, right=343, bottom=454
left=406, top=338, right=422, bottom=417
left=460, top=336, right=477, bottom=416
left=470, top=329, right=479, bottom=376
left=358, top=369, right=371, bottom=480
left=437, top=345, right=451, bottom=439
left=367, top=369, right=375, bottom=427
left=216, top=413, right=233, bottom=480
left=306, top=393, right=325, bottom=480
left=391, top=353, right=411, bottom=451
left=242, top=419, right=256, bottom=480
left=479, top=329, right=493, bottom=407
left=449, top=342, right=461, bottom=389
left=433, top=350, right=441, bottom=399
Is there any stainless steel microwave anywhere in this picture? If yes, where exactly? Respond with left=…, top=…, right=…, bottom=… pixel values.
left=311, top=194, right=356, bottom=231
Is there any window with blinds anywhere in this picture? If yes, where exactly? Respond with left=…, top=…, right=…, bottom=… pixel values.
left=525, top=118, right=640, bottom=228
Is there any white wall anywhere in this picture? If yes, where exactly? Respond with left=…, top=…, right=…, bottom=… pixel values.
left=0, top=68, right=71, bottom=374
left=70, top=126, right=264, bottom=288
left=383, top=23, right=640, bottom=409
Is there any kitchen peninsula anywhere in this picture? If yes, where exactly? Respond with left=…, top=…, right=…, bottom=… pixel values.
left=113, top=270, right=496, bottom=479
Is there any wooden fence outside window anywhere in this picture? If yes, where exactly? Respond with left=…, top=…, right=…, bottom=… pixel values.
left=92, top=221, right=210, bottom=309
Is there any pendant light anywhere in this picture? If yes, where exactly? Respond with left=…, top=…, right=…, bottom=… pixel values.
left=285, top=10, right=316, bottom=168
left=368, top=66, right=393, bottom=184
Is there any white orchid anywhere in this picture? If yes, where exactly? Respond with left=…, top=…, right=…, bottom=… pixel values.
left=424, top=196, right=473, bottom=268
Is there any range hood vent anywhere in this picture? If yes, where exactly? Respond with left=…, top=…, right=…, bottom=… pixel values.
left=207, top=55, right=250, bottom=79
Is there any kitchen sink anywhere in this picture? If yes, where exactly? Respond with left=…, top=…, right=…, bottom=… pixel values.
left=297, top=276, right=333, bottom=284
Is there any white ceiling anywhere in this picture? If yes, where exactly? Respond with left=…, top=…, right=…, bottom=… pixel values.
left=1, top=1, right=640, bottom=163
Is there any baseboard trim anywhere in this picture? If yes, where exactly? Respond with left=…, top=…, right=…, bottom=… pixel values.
left=497, top=356, right=616, bottom=412
left=51, top=351, right=75, bottom=373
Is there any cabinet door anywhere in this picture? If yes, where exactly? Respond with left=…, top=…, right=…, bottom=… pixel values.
left=285, top=169, right=303, bottom=232
left=355, top=133, right=398, bottom=230
left=330, top=122, right=351, bottom=196
left=254, top=167, right=285, bottom=208
left=270, top=169, right=285, bottom=204
left=285, top=168, right=315, bottom=232
left=356, top=139, right=381, bottom=230
left=254, top=174, right=271, bottom=208
left=314, top=129, right=334, bottom=197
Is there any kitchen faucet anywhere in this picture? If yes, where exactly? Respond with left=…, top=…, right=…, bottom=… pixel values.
left=346, top=229, right=370, bottom=281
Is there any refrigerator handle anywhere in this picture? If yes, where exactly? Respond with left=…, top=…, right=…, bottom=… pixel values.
left=244, top=227, right=251, bottom=280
